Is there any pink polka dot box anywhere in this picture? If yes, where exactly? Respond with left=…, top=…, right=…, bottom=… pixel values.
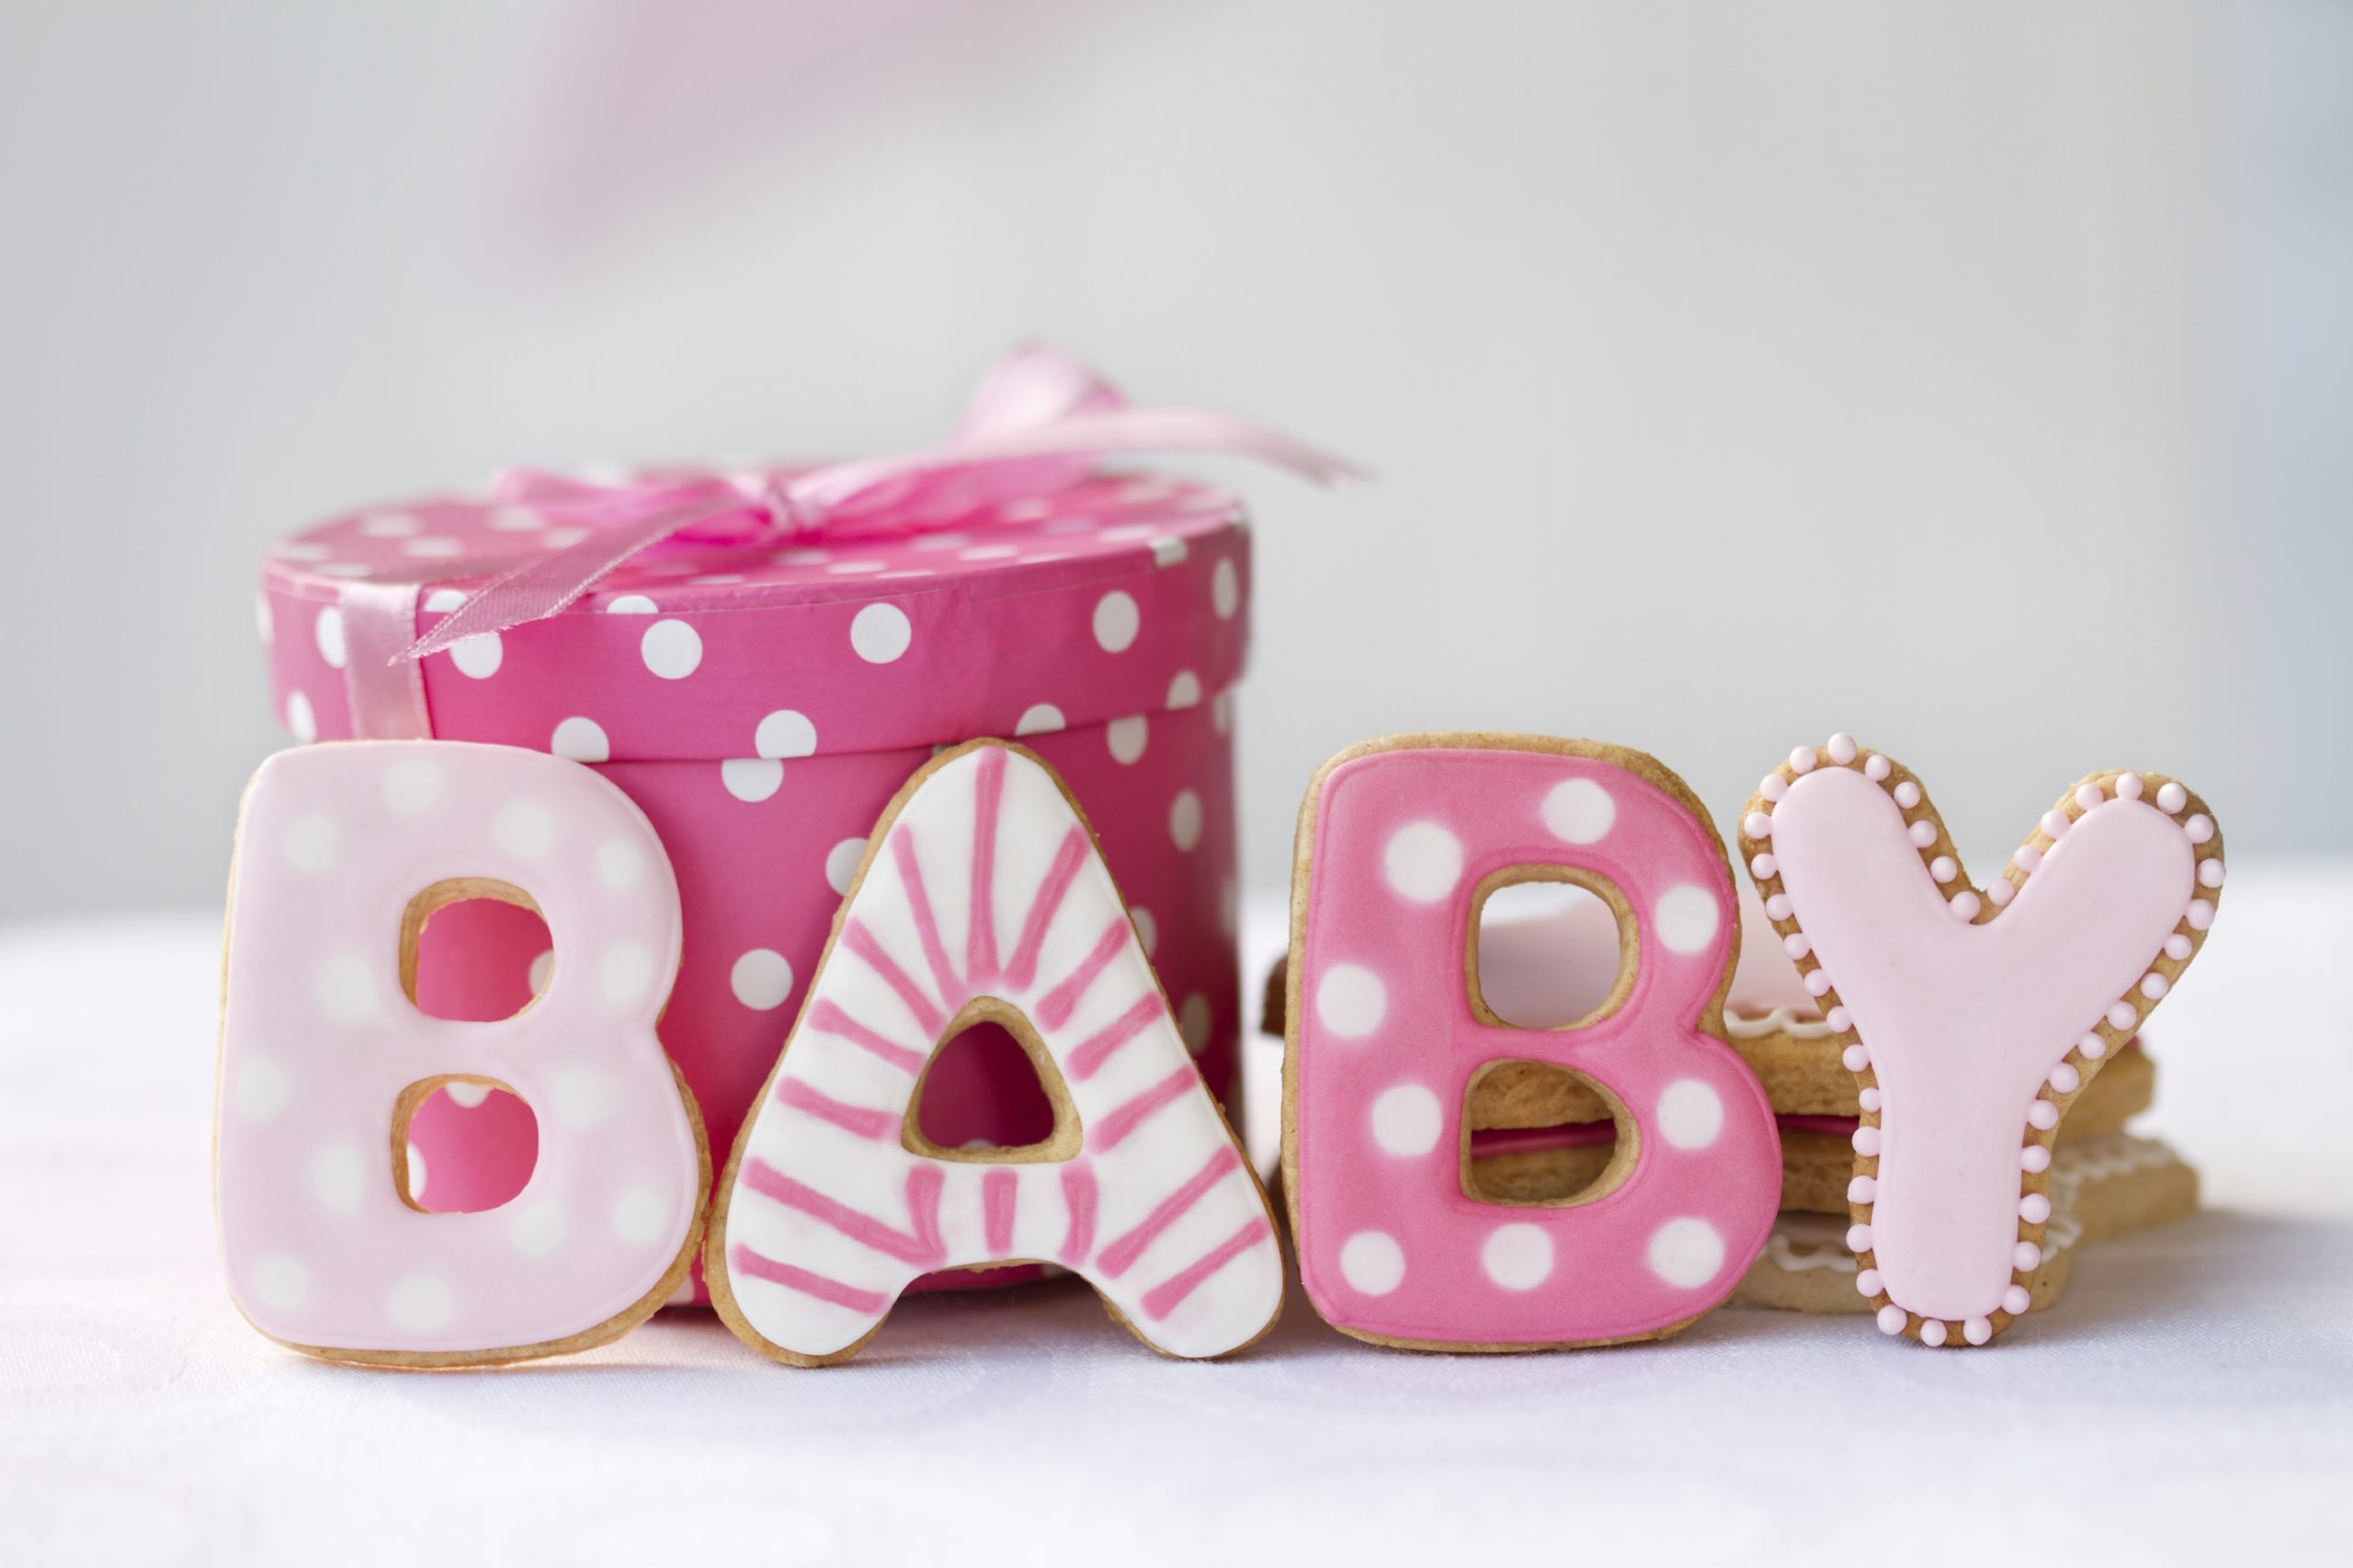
left=256, top=469, right=1252, bottom=1301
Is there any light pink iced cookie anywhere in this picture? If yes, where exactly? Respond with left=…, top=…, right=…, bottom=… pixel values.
left=1737, top=737, right=2222, bottom=1346
left=1284, top=734, right=1781, bottom=1351
left=217, top=741, right=709, bottom=1366
left=707, top=741, right=1281, bottom=1364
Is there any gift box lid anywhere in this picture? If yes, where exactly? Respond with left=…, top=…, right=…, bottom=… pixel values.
left=258, top=471, right=1252, bottom=763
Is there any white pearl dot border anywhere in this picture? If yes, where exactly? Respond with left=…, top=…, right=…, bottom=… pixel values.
left=1737, top=735, right=2223, bottom=1347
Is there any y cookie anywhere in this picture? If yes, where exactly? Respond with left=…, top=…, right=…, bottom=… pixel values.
left=1737, top=735, right=2222, bottom=1346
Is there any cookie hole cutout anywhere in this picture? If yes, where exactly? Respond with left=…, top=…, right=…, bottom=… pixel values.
left=399, top=879, right=551, bottom=1022
left=904, top=997, right=1082, bottom=1163
left=1468, top=869, right=1636, bottom=1029
left=1460, top=1062, right=1640, bottom=1208
left=392, top=1078, right=540, bottom=1213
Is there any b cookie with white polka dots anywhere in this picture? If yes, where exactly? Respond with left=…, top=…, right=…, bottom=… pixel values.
left=1282, top=733, right=1781, bottom=1351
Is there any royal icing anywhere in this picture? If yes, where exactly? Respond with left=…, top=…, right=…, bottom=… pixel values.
left=708, top=742, right=1282, bottom=1363
left=1739, top=739, right=2220, bottom=1346
left=216, top=741, right=708, bottom=1364
left=1286, top=736, right=1781, bottom=1348
left=1753, top=1134, right=2188, bottom=1278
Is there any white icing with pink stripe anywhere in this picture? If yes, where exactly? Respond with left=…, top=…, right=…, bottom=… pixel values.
left=217, top=741, right=707, bottom=1364
left=1740, top=739, right=2221, bottom=1346
left=710, top=742, right=1280, bottom=1362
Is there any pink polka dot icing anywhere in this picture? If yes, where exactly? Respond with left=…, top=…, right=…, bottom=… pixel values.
left=216, top=741, right=709, bottom=1365
left=707, top=743, right=1281, bottom=1363
left=1736, top=746, right=2222, bottom=1346
left=1286, top=736, right=1780, bottom=1349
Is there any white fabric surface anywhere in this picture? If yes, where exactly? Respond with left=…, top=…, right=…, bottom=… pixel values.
left=4, top=865, right=2348, bottom=1566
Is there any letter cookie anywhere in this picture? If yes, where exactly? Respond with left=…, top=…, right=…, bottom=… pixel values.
left=1737, top=737, right=2222, bottom=1346
left=707, top=741, right=1281, bottom=1364
left=1284, top=734, right=1780, bottom=1350
left=217, top=741, right=709, bottom=1366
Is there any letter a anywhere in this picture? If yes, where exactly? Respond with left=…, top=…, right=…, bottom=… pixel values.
left=707, top=741, right=1283, bottom=1363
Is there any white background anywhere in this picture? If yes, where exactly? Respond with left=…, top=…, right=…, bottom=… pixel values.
left=1, top=0, right=2348, bottom=917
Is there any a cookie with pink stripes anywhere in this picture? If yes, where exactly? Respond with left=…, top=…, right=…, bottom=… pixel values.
left=1737, top=736, right=2222, bottom=1346
left=706, top=741, right=1283, bottom=1364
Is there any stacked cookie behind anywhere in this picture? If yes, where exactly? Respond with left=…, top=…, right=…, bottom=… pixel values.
left=1260, top=885, right=2198, bottom=1315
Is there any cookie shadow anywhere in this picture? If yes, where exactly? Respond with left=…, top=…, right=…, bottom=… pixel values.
left=2037, top=1206, right=2350, bottom=1335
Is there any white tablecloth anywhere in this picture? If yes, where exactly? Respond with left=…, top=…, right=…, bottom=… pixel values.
left=5, top=867, right=2349, bottom=1566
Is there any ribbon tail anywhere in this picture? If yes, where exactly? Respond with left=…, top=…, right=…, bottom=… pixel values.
left=790, top=405, right=1370, bottom=513
left=398, top=497, right=745, bottom=661
left=338, top=580, right=435, bottom=739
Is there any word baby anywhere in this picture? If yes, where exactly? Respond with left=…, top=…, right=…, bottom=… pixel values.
left=215, top=733, right=2220, bottom=1365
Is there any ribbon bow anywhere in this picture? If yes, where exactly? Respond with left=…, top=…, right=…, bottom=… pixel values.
left=335, top=347, right=1360, bottom=738
left=401, top=346, right=1362, bottom=664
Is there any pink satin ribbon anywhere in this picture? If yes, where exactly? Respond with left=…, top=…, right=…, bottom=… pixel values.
left=395, top=347, right=1364, bottom=666
left=331, top=347, right=1358, bottom=737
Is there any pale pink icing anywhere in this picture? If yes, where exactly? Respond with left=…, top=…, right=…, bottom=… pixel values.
left=1758, top=760, right=2207, bottom=1326
left=1291, top=742, right=1780, bottom=1346
left=216, top=741, right=705, bottom=1358
left=714, top=743, right=1280, bottom=1360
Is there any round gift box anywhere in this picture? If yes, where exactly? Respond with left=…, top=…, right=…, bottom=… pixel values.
left=256, top=472, right=1251, bottom=1299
